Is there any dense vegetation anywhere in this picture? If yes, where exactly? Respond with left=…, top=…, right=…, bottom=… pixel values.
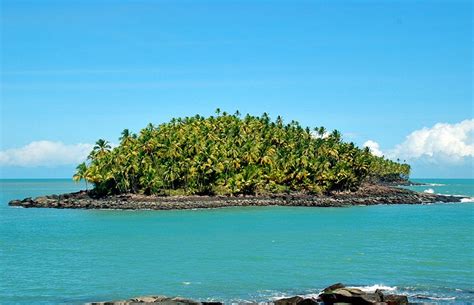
left=73, top=110, right=410, bottom=196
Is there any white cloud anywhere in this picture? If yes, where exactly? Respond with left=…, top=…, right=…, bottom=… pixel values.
left=0, top=141, right=93, bottom=167
left=389, top=119, right=474, bottom=163
left=364, top=119, right=474, bottom=164
left=363, top=140, right=384, bottom=157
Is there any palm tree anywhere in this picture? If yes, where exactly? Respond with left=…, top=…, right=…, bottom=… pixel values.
left=330, top=129, right=342, bottom=142
left=73, top=162, right=89, bottom=190
left=79, top=110, right=410, bottom=196
left=120, top=129, right=131, bottom=142
left=93, top=139, right=111, bottom=154
left=319, top=126, right=326, bottom=136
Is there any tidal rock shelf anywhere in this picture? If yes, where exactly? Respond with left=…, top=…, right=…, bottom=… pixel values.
left=89, top=283, right=410, bottom=305
left=9, top=184, right=465, bottom=210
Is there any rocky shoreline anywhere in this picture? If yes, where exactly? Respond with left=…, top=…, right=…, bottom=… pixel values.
left=8, top=183, right=466, bottom=210
left=90, top=283, right=410, bottom=305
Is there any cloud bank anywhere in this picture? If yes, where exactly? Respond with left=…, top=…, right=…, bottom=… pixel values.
left=391, top=119, right=474, bottom=162
left=364, top=119, right=474, bottom=163
left=0, top=141, right=93, bottom=167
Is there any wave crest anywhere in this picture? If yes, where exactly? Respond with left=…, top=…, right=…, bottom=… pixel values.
left=348, top=285, right=397, bottom=293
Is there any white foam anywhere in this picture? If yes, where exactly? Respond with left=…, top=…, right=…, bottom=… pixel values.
left=298, top=293, right=319, bottom=299
left=434, top=297, right=456, bottom=300
left=423, top=188, right=435, bottom=194
left=182, top=281, right=191, bottom=285
left=430, top=192, right=474, bottom=202
left=348, top=285, right=397, bottom=293
left=270, top=295, right=289, bottom=301
left=427, top=183, right=445, bottom=186
left=413, top=295, right=456, bottom=301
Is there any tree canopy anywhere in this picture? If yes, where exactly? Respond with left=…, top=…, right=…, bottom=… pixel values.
left=76, top=111, right=410, bottom=196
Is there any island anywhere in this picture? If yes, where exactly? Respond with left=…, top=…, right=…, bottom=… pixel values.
left=9, top=111, right=465, bottom=209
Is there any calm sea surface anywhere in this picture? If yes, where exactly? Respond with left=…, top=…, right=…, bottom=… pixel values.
left=1, top=179, right=473, bottom=304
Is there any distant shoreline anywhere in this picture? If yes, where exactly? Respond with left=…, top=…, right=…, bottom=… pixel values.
left=8, top=183, right=466, bottom=210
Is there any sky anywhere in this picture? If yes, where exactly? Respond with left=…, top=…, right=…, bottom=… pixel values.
left=0, top=0, right=472, bottom=178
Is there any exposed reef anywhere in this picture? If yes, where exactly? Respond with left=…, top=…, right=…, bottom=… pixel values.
left=9, top=183, right=464, bottom=210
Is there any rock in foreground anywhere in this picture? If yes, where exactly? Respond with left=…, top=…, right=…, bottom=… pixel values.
left=89, top=296, right=222, bottom=305
left=319, top=283, right=408, bottom=305
left=89, top=283, right=411, bottom=305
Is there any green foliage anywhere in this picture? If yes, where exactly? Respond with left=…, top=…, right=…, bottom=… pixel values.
left=76, top=111, right=410, bottom=196
left=72, top=162, right=89, bottom=190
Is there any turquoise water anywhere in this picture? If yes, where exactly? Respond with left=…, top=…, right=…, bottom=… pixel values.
left=0, top=179, right=473, bottom=304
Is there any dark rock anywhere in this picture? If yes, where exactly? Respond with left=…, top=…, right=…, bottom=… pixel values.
left=319, top=287, right=381, bottom=305
left=322, top=283, right=346, bottom=293
left=372, top=290, right=384, bottom=302
left=86, top=287, right=409, bottom=305
left=274, top=296, right=317, bottom=305
left=35, top=196, right=50, bottom=205
left=161, top=297, right=202, bottom=305
left=7, top=183, right=467, bottom=210
left=90, top=296, right=209, bottom=305
left=21, top=198, right=33, bottom=207
left=319, top=285, right=407, bottom=305
left=383, top=295, right=408, bottom=305
left=129, top=295, right=168, bottom=303
left=88, top=300, right=128, bottom=305
left=8, top=199, right=22, bottom=206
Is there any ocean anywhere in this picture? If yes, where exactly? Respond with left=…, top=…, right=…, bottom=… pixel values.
left=0, top=179, right=473, bottom=304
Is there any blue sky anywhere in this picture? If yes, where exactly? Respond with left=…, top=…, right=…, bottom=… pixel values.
left=0, top=0, right=472, bottom=178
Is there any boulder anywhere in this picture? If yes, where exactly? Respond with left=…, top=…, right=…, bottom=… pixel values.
left=21, top=198, right=33, bottom=207
left=319, top=283, right=409, bottom=305
left=369, top=290, right=384, bottom=303
left=383, top=295, right=408, bottom=305
left=319, top=287, right=383, bottom=305
left=130, top=296, right=165, bottom=303
left=89, top=300, right=129, bottom=305
left=322, top=283, right=345, bottom=293
left=34, top=196, right=50, bottom=205
left=274, top=296, right=318, bottom=305
left=8, top=199, right=22, bottom=206
left=161, top=297, right=202, bottom=305
left=89, top=296, right=221, bottom=305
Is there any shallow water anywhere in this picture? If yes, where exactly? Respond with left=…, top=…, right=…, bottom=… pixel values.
left=1, top=179, right=473, bottom=304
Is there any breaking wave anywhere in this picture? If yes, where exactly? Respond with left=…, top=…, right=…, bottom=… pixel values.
left=424, top=188, right=435, bottom=194
left=348, top=285, right=397, bottom=293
